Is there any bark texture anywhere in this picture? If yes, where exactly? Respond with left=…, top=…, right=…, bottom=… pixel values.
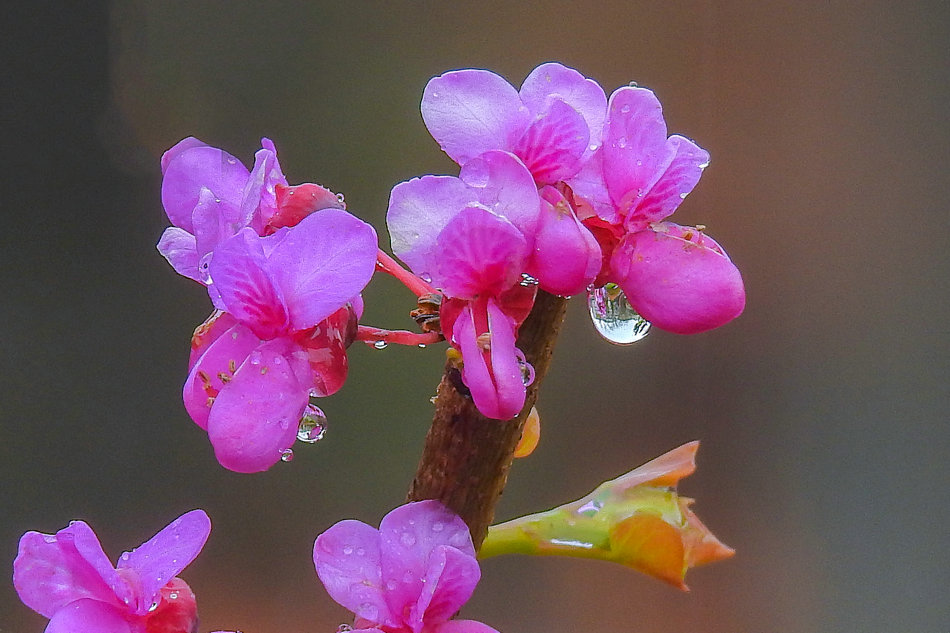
left=407, top=291, right=569, bottom=549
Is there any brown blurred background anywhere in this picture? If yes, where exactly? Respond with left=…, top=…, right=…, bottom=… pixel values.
left=2, top=2, right=948, bottom=632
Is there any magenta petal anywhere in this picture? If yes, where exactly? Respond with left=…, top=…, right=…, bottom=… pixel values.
left=183, top=322, right=258, bottom=431
left=528, top=187, right=601, bottom=296
left=45, top=599, right=134, bottom=633
left=459, top=150, right=541, bottom=239
left=116, top=510, right=211, bottom=615
left=602, top=87, right=668, bottom=211
left=267, top=209, right=378, bottom=331
left=192, top=187, right=245, bottom=261
left=387, top=175, right=474, bottom=276
left=156, top=228, right=200, bottom=283
left=422, top=69, right=532, bottom=165
left=566, top=148, right=619, bottom=224
left=241, top=143, right=287, bottom=233
left=161, top=145, right=250, bottom=233
left=160, top=137, right=207, bottom=174
left=512, top=98, right=589, bottom=184
left=313, top=520, right=396, bottom=629
left=454, top=301, right=526, bottom=420
left=409, top=546, right=480, bottom=631
left=210, top=229, right=289, bottom=339
left=611, top=224, right=745, bottom=334
left=519, top=62, right=607, bottom=157
left=626, top=135, right=710, bottom=231
left=434, top=206, right=527, bottom=300
left=206, top=341, right=307, bottom=473
left=188, top=311, right=239, bottom=371
left=433, top=620, right=501, bottom=633
left=14, top=523, right=121, bottom=618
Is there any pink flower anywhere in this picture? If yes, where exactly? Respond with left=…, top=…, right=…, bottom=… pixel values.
left=157, top=137, right=344, bottom=287
left=388, top=150, right=598, bottom=419
left=313, top=501, right=499, bottom=633
left=13, top=510, right=210, bottom=633
left=183, top=209, right=378, bottom=472
left=422, top=62, right=606, bottom=186
left=569, top=86, right=745, bottom=333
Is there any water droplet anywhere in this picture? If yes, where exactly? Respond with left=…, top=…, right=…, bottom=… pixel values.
left=419, top=272, right=433, bottom=283
left=417, top=343, right=427, bottom=348
left=356, top=547, right=366, bottom=556
left=679, top=192, right=689, bottom=199
left=620, top=104, right=631, bottom=114
left=400, top=532, right=416, bottom=547
left=169, top=592, right=179, bottom=600
left=280, top=448, right=295, bottom=462
left=373, top=340, right=388, bottom=350
left=386, top=580, right=397, bottom=591
left=227, top=157, right=237, bottom=165
left=617, top=136, right=628, bottom=149
left=520, top=273, right=539, bottom=286
left=336, top=193, right=346, bottom=204
left=147, top=601, right=159, bottom=613
left=43, top=535, right=57, bottom=543
left=515, top=350, right=535, bottom=386
left=588, top=143, right=599, bottom=151
left=342, top=545, right=354, bottom=555
left=297, top=405, right=328, bottom=443
left=431, top=522, right=444, bottom=532
left=272, top=356, right=282, bottom=365
left=337, top=625, right=354, bottom=633
left=357, top=603, right=379, bottom=621
left=699, top=160, right=710, bottom=169
left=198, top=253, right=213, bottom=284
left=587, top=285, right=651, bottom=345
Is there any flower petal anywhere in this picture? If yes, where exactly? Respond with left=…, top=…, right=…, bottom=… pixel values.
left=433, top=206, right=526, bottom=300
left=432, top=621, right=501, bottom=633
left=409, top=546, right=480, bottom=632
left=625, top=135, right=710, bottom=232
left=14, top=522, right=122, bottom=618
left=116, top=510, right=211, bottom=614
left=602, top=87, right=668, bottom=212
left=192, top=187, right=245, bottom=263
left=527, top=186, right=601, bottom=296
left=45, top=599, right=134, bottom=633
left=241, top=141, right=287, bottom=233
left=292, top=303, right=357, bottom=398
left=183, top=322, right=259, bottom=431
left=267, top=209, right=378, bottom=331
left=512, top=98, right=589, bottom=184
left=161, top=145, right=249, bottom=233
left=143, top=577, right=199, bottom=633
left=313, top=520, right=396, bottom=629
left=156, top=228, right=200, bottom=283
left=458, top=150, right=541, bottom=240
left=422, top=69, right=532, bottom=165
left=610, top=223, right=745, bottom=334
left=160, top=137, right=207, bottom=174
left=206, top=341, right=307, bottom=473
left=268, top=182, right=345, bottom=233
left=387, top=175, right=474, bottom=276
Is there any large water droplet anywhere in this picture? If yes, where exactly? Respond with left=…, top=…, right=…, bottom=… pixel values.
left=373, top=340, right=388, bottom=350
left=587, top=285, right=651, bottom=345
left=280, top=448, right=294, bottom=462
left=515, top=349, right=535, bottom=386
left=297, top=405, right=327, bottom=444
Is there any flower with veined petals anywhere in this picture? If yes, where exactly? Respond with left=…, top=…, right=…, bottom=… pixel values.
left=422, top=62, right=606, bottom=186
left=183, top=209, right=377, bottom=472
left=314, top=501, right=499, bottom=633
left=157, top=136, right=344, bottom=288
left=388, top=150, right=599, bottom=419
left=569, top=86, right=746, bottom=333
left=14, top=510, right=210, bottom=633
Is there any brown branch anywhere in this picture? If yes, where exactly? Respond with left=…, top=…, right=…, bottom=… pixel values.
left=407, top=290, right=569, bottom=549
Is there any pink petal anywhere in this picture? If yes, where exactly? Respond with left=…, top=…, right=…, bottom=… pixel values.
left=160, top=137, right=207, bottom=174
left=422, top=69, right=532, bottom=165
left=292, top=304, right=357, bottom=398
left=459, top=150, right=541, bottom=239
left=432, top=621, right=501, bottom=633
left=433, top=206, right=526, bottom=300
left=192, top=188, right=246, bottom=262
left=156, top=228, right=200, bottom=283
left=241, top=142, right=287, bottom=233
left=610, top=223, right=745, bottom=334
left=116, top=510, right=211, bottom=615
left=188, top=311, right=239, bottom=372
left=527, top=186, right=601, bottom=297
left=143, top=577, right=198, bottom=633
left=387, top=175, right=474, bottom=276
left=161, top=145, right=249, bottom=234
left=565, top=149, right=619, bottom=224
left=210, top=229, right=290, bottom=339
left=409, top=546, right=480, bottom=631
left=267, top=209, right=378, bottom=331
left=625, top=135, right=710, bottom=232
left=206, top=341, right=308, bottom=472
left=14, top=522, right=122, bottom=618
left=183, top=322, right=259, bottom=431
left=512, top=98, right=589, bottom=184
left=268, top=182, right=345, bottom=234
left=520, top=62, right=607, bottom=158
left=454, top=300, right=526, bottom=420
left=602, top=87, right=668, bottom=212
left=313, top=520, right=397, bottom=629
left=45, top=599, right=134, bottom=633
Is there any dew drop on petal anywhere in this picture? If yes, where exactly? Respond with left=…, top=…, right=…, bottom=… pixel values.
left=515, top=349, right=535, bottom=386
left=520, top=273, right=539, bottom=286
left=198, top=252, right=213, bottom=285
left=419, top=272, right=433, bottom=283
left=587, top=284, right=651, bottom=345
left=373, top=340, right=388, bottom=350
left=280, top=448, right=295, bottom=462
left=620, top=104, right=631, bottom=114
left=431, top=522, right=444, bottom=533
left=297, top=404, right=328, bottom=444
left=357, top=603, right=379, bottom=622
left=337, top=625, right=354, bottom=632
left=342, top=545, right=354, bottom=555
left=400, top=532, right=416, bottom=547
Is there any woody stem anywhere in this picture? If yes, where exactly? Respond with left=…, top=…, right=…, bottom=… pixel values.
left=407, top=290, right=569, bottom=549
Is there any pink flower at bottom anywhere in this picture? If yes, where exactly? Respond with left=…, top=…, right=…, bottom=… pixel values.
left=13, top=510, right=211, bottom=633
left=313, top=501, right=499, bottom=633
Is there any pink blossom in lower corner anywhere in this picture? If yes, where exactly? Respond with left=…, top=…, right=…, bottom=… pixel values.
left=13, top=510, right=211, bottom=633
left=313, top=500, right=500, bottom=633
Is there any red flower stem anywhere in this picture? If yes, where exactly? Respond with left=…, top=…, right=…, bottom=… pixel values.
left=376, top=249, right=436, bottom=297
left=407, top=290, right=569, bottom=549
left=356, top=325, right=444, bottom=347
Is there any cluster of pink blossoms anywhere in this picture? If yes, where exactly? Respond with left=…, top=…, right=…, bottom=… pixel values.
left=388, top=62, right=745, bottom=419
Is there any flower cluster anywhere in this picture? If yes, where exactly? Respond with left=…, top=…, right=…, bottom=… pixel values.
left=14, top=510, right=210, bottom=633
left=160, top=138, right=378, bottom=472
left=388, top=63, right=745, bottom=419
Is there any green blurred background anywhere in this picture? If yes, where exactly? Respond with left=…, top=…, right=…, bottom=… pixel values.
left=2, top=2, right=948, bottom=631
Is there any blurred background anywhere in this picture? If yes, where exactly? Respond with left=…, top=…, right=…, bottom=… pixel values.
left=2, top=2, right=948, bottom=632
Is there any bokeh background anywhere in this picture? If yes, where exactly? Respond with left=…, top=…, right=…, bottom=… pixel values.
left=2, top=2, right=948, bottom=632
